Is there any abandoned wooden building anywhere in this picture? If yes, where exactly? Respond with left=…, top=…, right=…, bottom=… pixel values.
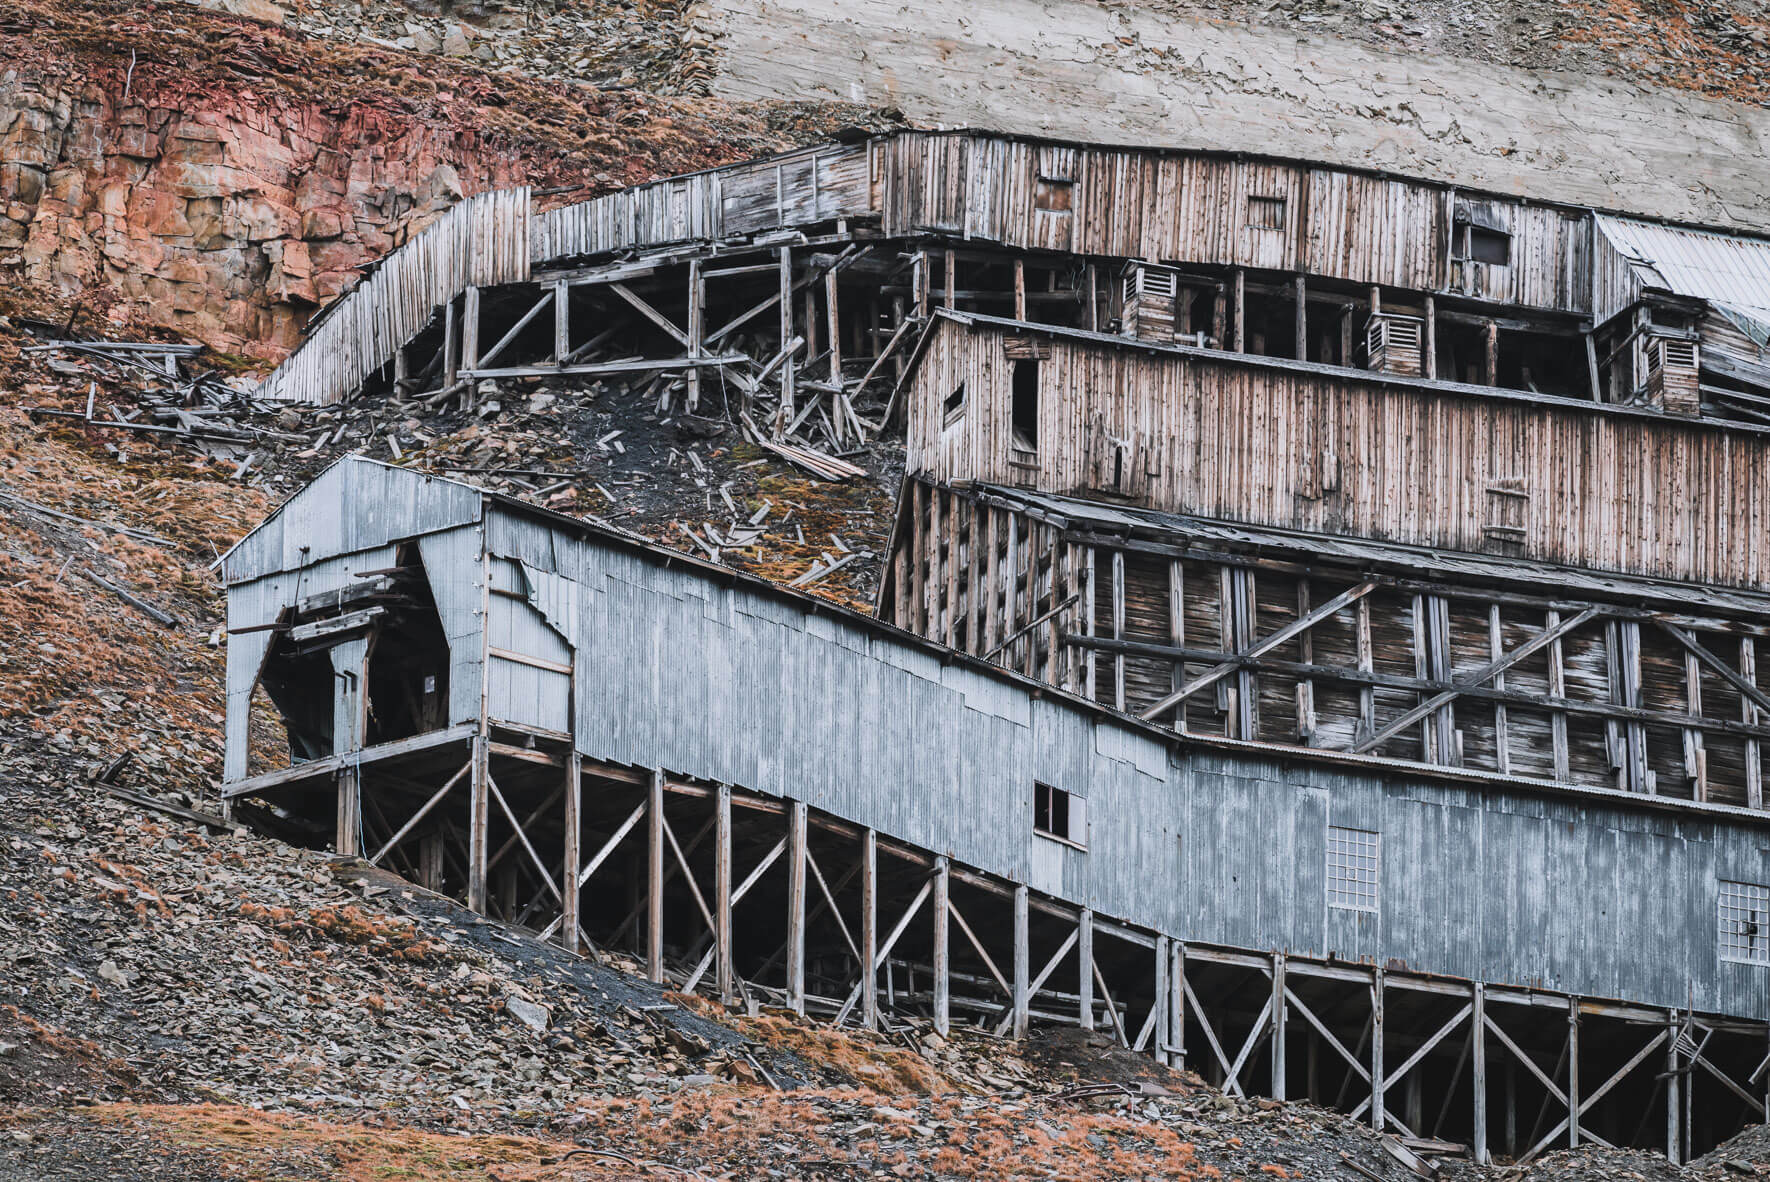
left=220, top=130, right=1770, bottom=1165
left=224, top=457, right=1770, bottom=1165
left=252, top=130, right=1770, bottom=440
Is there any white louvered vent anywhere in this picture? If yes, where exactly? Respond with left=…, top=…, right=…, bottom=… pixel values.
left=1365, top=313, right=1425, bottom=378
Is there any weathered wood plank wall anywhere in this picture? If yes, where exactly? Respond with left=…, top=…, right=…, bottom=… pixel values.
left=256, top=188, right=532, bottom=405
left=910, top=317, right=1770, bottom=592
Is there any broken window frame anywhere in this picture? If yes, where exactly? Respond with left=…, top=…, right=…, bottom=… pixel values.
left=1033, top=781, right=1086, bottom=848
left=1246, top=195, right=1287, bottom=231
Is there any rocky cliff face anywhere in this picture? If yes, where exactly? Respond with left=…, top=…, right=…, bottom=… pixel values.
left=1, top=69, right=546, bottom=358
left=0, top=0, right=864, bottom=360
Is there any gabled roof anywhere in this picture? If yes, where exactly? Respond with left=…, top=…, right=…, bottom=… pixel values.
left=1597, top=213, right=1770, bottom=335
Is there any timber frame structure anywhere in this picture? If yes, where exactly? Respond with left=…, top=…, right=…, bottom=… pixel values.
left=223, top=458, right=1770, bottom=1166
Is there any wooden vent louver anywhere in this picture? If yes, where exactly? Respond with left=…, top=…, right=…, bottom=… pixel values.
left=1119, top=262, right=1180, bottom=343
left=1364, top=313, right=1425, bottom=378
left=1644, top=335, right=1701, bottom=414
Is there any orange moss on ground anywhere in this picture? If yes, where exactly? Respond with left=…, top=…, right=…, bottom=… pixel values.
left=1561, top=0, right=1770, bottom=106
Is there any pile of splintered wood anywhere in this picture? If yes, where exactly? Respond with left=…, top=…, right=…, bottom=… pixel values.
left=19, top=335, right=306, bottom=478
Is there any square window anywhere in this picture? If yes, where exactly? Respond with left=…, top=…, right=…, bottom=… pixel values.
left=1247, top=195, right=1287, bottom=230
left=1034, top=782, right=1085, bottom=847
left=1720, top=880, right=1770, bottom=965
left=1455, top=222, right=1512, bottom=266
left=943, top=381, right=966, bottom=427
left=1327, top=825, right=1379, bottom=912
left=1035, top=177, right=1074, bottom=213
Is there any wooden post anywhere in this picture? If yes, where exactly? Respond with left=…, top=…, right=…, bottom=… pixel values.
left=1004, top=513, right=1020, bottom=667
left=1170, top=940, right=1185, bottom=1069
left=1014, top=258, right=1027, bottom=321
left=1012, top=884, right=1030, bottom=1039
left=554, top=279, right=570, bottom=364
left=1424, top=295, right=1437, bottom=380
left=461, top=286, right=481, bottom=376
left=861, top=828, right=879, bottom=1029
left=1078, top=909, right=1094, bottom=1030
left=1473, top=983, right=1489, bottom=1164
left=1084, top=549, right=1098, bottom=702
left=787, top=799, right=808, bottom=1015
left=1548, top=611, right=1571, bottom=781
left=1484, top=318, right=1499, bottom=386
left=1232, top=269, right=1245, bottom=352
left=933, top=857, right=951, bottom=1037
left=467, top=733, right=489, bottom=914
left=335, top=767, right=360, bottom=857
left=1293, top=275, right=1307, bottom=361
left=686, top=259, right=704, bottom=411
left=1568, top=997, right=1581, bottom=1147
left=419, top=833, right=443, bottom=893
left=826, top=266, right=842, bottom=386
left=1154, top=936, right=1172, bottom=1067
left=777, top=246, right=795, bottom=437
left=1112, top=549, right=1127, bottom=712
left=561, top=754, right=581, bottom=953
left=1667, top=1015, right=1681, bottom=1163
left=1745, top=638, right=1763, bottom=809
left=442, top=295, right=459, bottom=390
left=944, top=249, right=956, bottom=309
left=1371, top=969, right=1386, bottom=1132
left=913, top=251, right=929, bottom=319
left=1271, top=954, right=1287, bottom=1100
left=1087, top=264, right=1099, bottom=331
left=715, top=782, right=733, bottom=1003
left=647, top=768, right=664, bottom=983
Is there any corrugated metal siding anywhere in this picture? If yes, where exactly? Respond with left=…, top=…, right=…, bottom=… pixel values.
left=225, top=464, right=1770, bottom=1017
left=550, top=518, right=1770, bottom=1017
left=910, top=319, right=1770, bottom=593
left=222, top=458, right=483, bottom=585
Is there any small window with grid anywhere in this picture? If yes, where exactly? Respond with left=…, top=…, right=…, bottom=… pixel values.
left=1719, top=880, right=1770, bottom=965
left=1327, top=826, right=1379, bottom=912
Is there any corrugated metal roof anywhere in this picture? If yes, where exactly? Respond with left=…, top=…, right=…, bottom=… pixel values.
left=1597, top=213, right=1770, bottom=326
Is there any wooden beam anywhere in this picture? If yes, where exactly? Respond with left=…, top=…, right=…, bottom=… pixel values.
left=686, top=259, right=704, bottom=411
left=716, top=783, right=733, bottom=1002
left=477, top=288, right=555, bottom=371
left=861, top=828, right=879, bottom=1029
left=647, top=769, right=664, bottom=982
left=1078, top=909, right=1094, bottom=1030
left=467, top=734, right=489, bottom=914
left=1139, top=581, right=1378, bottom=722
left=933, top=856, right=951, bottom=1036
left=1013, top=884, right=1030, bottom=1039
left=561, top=755, right=580, bottom=953
left=610, top=282, right=689, bottom=348
left=1356, top=606, right=1600, bottom=754
left=787, top=799, right=808, bottom=1014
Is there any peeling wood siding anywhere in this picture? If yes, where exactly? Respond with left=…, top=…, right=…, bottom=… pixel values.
left=910, top=320, right=1770, bottom=592
left=257, top=188, right=533, bottom=405
left=880, top=133, right=1587, bottom=311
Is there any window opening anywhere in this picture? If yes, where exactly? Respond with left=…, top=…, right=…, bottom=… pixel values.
left=1012, top=360, right=1040, bottom=451
left=1034, top=177, right=1074, bottom=213
left=1247, top=195, right=1287, bottom=230
left=943, top=381, right=966, bottom=427
left=1720, top=880, right=1770, bottom=965
left=1327, top=825, right=1379, bottom=912
left=1034, top=782, right=1085, bottom=846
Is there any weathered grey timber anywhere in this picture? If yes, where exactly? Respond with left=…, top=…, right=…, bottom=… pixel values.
left=251, top=129, right=1770, bottom=411
left=222, top=458, right=1770, bottom=1020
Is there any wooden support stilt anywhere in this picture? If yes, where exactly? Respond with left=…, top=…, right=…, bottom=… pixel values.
left=1078, top=908, right=1094, bottom=1030
left=716, top=782, right=734, bottom=1002
left=777, top=246, right=795, bottom=437
left=1170, top=941, right=1185, bottom=1069
left=1667, top=1016, right=1681, bottom=1163
left=862, top=828, right=879, bottom=1029
left=1111, top=549, right=1127, bottom=712
left=1473, top=983, right=1489, bottom=1164
left=1293, top=275, right=1307, bottom=361
left=944, top=249, right=956, bottom=309
left=933, top=856, right=951, bottom=1037
left=686, top=259, right=704, bottom=411
left=1232, top=269, right=1245, bottom=352
left=1424, top=295, right=1437, bottom=380
left=442, top=296, right=459, bottom=390
left=461, top=286, right=481, bottom=378
left=335, top=767, right=361, bottom=857
left=419, top=832, right=443, bottom=893
left=467, top=733, right=489, bottom=913
left=561, top=754, right=581, bottom=953
left=1154, top=936, right=1172, bottom=1067
left=1012, top=884, right=1030, bottom=1039
left=787, top=799, right=807, bottom=1014
left=1271, top=954, right=1287, bottom=1099
left=1569, top=996, right=1581, bottom=1147
left=647, top=768, right=664, bottom=983
left=1371, top=969, right=1386, bottom=1132
left=1014, top=258, right=1027, bottom=320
